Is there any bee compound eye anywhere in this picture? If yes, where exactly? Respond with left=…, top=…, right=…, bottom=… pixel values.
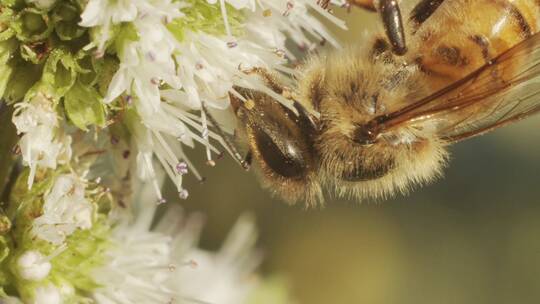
left=252, top=127, right=308, bottom=179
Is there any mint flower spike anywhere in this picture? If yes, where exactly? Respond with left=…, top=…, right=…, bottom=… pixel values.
left=78, top=0, right=346, bottom=199
left=0, top=169, right=109, bottom=304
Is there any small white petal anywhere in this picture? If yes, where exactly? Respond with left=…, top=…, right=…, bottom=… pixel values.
left=104, top=67, right=130, bottom=103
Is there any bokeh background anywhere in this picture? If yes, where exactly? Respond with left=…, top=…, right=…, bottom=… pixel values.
left=172, top=7, right=540, bottom=304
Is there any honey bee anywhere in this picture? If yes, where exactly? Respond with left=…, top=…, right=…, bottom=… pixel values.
left=219, top=0, right=540, bottom=205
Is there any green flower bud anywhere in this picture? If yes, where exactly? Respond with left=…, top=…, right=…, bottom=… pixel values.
left=15, top=9, right=53, bottom=42
left=52, top=3, right=86, bottom=41
left=22, top=12, right=45, bottom=32
left=0, top=7, right=16, bottom=41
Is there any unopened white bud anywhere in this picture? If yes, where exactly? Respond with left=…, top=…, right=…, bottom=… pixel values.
left=17, top=251, right=51, bottom=281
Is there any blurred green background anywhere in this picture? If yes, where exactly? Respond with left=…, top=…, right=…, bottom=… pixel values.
left=175, top=7, right=540, bottom=304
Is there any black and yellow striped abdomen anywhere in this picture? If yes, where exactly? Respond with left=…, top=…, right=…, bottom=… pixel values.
left=408, top=0, right=540, bottom=90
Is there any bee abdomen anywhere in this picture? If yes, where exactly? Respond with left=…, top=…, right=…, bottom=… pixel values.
left=412, top=0, right=540, bottom=89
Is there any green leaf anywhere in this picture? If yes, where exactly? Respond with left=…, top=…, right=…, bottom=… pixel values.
left=77, top=53, right=118, bottom=94
left=64, top=81, right=106, bottom=131
left=3, top=59, right=42, bottom=104
left=45, top=49, right=78, bottom=95
left=29, top=48, right=81, bottom=101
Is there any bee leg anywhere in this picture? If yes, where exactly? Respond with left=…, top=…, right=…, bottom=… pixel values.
left=244, top=150, right=253, bottom=168
left=317, top=0, right=332, bottom=9
left=293, top=100, right=318, bottom=131
left=201, top=102, right=250, bottom=170
left=377, top=0, right=407, bottom=56
left=350, top=0, right=407, bottom=55
left=242, top=67, right=284, bottom=94
left=409, top=0, right=445, bottom=30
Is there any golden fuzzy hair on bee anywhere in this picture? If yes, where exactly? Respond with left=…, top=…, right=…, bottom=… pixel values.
left=295, top=44, right=449, bottom=202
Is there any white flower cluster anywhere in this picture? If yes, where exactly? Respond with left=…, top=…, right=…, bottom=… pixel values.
left=7, top=175, right=264, bottom=304
left=78, top=0, right=346, bottom=201
left=31, top=174, right=93, bottom=245
left=12, top=94, right=72, bottom=188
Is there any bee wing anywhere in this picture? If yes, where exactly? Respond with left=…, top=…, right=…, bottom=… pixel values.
left=375, top=32, right=540, bottom=142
